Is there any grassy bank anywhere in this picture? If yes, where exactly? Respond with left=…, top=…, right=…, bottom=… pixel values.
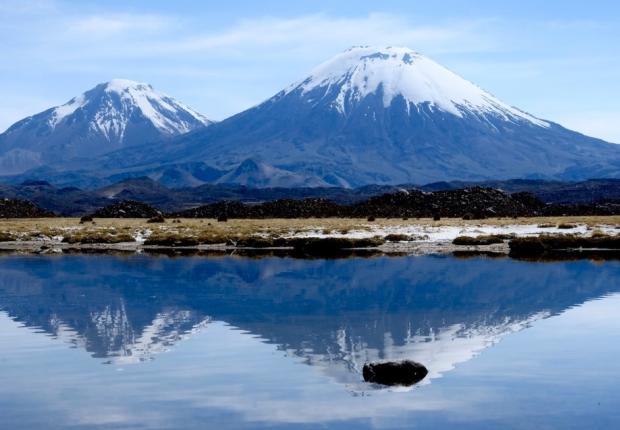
left=0, top=216, right=617, bottom=250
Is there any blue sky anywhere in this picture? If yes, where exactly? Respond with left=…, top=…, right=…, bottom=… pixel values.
left=1, top=0, right=619, bottom=142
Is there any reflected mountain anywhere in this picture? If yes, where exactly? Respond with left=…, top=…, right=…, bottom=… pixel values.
left=0, top=255, right=618, bottom=385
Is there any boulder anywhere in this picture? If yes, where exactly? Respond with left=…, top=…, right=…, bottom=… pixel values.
left=362, top=360, right=428, bottom=386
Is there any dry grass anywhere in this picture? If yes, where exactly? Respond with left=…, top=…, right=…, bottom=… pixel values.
left=452, top=235, right=507, bottom=246
left=0, top=231, right=16, bottom=241
left=384, top=234, right=414, bottom=242
left=0, top=216, right=618, bottom=244
left=62, top=230, right=135, bottom=244
left=509, top=233, right=620, bottom=256
left=557, top=223, right=577, bottom=229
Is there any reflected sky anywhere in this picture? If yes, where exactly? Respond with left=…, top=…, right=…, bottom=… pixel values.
left=0, top=254, right=619, bottom=429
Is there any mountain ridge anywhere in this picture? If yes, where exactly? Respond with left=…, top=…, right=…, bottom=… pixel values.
left=0, top=79, right=212, bottom=175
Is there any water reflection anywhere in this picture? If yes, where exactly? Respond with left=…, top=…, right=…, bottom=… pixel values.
left=0, top=254, right=618, bottom=388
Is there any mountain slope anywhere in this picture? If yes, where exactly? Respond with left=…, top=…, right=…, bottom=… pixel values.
left=100, top=46, right=620, bottom=187
left=215, top=158, right=329, bottom=187
left=0, top=79, right=212, bottom=175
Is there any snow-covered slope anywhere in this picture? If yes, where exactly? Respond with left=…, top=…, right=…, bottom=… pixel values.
left=288, top=46, right=548, bottom=127
left=99, top=46, right=620, bottom=187
left=0, top=79, right=212, bottom=175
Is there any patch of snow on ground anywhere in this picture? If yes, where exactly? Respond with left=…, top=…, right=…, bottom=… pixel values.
left=289, top=223, right=616, bottom=242
left=133, top=229, right=152, bottom=243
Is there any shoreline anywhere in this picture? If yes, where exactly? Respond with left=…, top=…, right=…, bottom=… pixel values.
left=0, top=238, right=509, bottom=256
left=0, top=216, right=618, bottom=258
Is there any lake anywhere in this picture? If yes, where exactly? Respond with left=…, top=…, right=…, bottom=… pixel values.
left=0, top=253, right=619, bottom=429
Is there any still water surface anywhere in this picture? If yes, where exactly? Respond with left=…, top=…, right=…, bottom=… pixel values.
left=0, top=254, right=619, bottom=429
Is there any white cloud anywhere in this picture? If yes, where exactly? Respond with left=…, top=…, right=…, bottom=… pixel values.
left=1, top=11, right=496, bottom=66
left=151, top=13, right=496, bottom=57
left=66, top=14, right=174, bottom=38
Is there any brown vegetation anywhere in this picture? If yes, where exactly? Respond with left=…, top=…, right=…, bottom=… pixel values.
left=509, top=234, right=620, bottom=256
left=452, top=235, right=506, bottom=246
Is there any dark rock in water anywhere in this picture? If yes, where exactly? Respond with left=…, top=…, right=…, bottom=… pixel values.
left=0, top=198, right=55, bottom=218
left=363, top=360, right=428, bottom=386
left=147, top=214, right=166, bottom=223
left=91, top=200, right=162, bottom=218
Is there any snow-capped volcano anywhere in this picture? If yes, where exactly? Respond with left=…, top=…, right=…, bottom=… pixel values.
left=0, top=79, right=211, bottom=175
left=289, top=46, right=548, bottom=127
left=50, top=79, right=211, bottom=137
left=4, top=47, right=620, bottom=187
left=111, top=45, right=619, bottom=187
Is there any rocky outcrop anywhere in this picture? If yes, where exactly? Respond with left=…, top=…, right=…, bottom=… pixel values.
left=541, top=200, right=620, bottom=216
left=0, top=198, right=55, bottom=218
left=351, top=187, right=540, bottom=218
left=173, top=188, right=545, bottom=219
left=91, top=200, right=162, bottom=218
left=3, top=182, right=618, bottom=219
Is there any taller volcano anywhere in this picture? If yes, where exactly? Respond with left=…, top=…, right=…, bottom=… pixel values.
left=110, top=45, right=619, bottom=187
